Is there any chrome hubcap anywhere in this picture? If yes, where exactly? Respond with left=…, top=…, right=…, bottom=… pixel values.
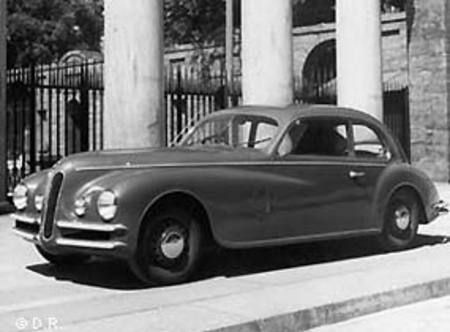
left=160, top=229, right=185, bottom=260
left=394, top=205, right=411, bottom=231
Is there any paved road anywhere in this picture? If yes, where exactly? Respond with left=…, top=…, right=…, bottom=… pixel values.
left=310, top=295, right=450, bottom=332
left=1, top=184, right=450, bottom=331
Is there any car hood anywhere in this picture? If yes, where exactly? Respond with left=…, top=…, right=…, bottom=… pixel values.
left=56, top=146, right=269, bottom=172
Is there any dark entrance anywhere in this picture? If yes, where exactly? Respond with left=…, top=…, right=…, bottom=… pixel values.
left=301, top=39, right=337, bottom=105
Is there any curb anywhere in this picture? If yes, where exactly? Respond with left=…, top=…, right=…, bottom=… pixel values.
left=210, top=277, right=450, bottom=332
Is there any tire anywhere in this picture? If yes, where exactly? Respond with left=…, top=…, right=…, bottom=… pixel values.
left=378, top=189, right=420, bottom=251
left=130, top=206, right=203, bottom=286
left=35, top=245, right=91, bottom=265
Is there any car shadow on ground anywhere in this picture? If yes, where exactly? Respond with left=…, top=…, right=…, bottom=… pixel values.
left=26, top=234, right=450, bottom=290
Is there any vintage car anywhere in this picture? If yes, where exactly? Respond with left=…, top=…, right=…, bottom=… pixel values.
left=12, top=105, right=447, bottom=285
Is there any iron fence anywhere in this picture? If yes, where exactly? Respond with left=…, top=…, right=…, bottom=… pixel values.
left=6, top=59, right=409, bottom=193
left=6, top=61, right=104, bottom=193
left=164, top=61, right=240, bottom=145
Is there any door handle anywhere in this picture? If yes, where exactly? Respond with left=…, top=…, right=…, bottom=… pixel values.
left=349, top=170, right=366, bottom=179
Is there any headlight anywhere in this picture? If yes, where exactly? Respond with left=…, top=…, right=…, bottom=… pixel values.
left=34, top=195, right=44, bottom=212
left=97, top=191, right=117, bottom=221
left=74, top=197, right=88, bottom=217
left=13, top=184, right=28, bottom=210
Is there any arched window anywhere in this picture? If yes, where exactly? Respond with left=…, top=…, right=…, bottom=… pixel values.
left=301, top=39, right=336, bottom=104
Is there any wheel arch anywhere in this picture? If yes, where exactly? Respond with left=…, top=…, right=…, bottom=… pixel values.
left=380, top=183, right=427, bottom=225
left=137, top=190, right=216, bottom=248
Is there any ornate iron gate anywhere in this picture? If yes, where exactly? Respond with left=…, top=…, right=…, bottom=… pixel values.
left=6, top=61, right=104, bottom=193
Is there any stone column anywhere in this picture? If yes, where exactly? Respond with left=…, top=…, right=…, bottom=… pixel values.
left=241, top=0, right=293, bottom=106
left=407, top=0, right=450, bottom=181
left=0, top=0, right=7, bottom=201
left=104, top=0, right=165, bottom=149
left=336, top=0, right=383, bottom=120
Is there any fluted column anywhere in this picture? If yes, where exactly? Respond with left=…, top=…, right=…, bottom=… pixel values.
left=104, top=0, right=165, bottom=148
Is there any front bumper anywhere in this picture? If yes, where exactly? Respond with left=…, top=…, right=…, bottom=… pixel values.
left=12, top=213, right=40, bottom=244
left=429, top=200, right=449, bottom=222
left=12, top=213, right=130, bottom=257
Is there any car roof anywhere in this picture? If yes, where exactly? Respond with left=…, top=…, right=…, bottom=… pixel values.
left=209, top=104, right=382, bottom=127
left=188, top=104, right=406, bottom=161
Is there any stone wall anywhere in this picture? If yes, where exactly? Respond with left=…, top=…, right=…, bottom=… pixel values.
left=408, top=0, right=450, bottom=181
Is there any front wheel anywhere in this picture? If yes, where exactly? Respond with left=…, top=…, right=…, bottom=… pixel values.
left=35, top=245, right=91, bottom=265
left=130, top=207, right=203, bottom=286
left=378, top=189, right=420, bottom=251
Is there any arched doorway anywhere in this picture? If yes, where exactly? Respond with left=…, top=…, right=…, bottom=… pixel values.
left=300, top=39, right=336, bottom=104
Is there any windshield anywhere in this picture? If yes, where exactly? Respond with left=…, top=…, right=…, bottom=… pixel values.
left=180, top=114, right=279, bottom=150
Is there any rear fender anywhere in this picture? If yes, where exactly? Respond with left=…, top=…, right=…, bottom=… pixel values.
left=372, top=163, right=438, bottom=229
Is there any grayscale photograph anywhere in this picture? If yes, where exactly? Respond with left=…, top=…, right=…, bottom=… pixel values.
left=1, top=0, right=450, bottom=331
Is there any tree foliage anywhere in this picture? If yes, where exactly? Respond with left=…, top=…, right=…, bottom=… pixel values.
left=164, top=0, right=229, bottom=47
left=7, top=0, right=103, bottom=68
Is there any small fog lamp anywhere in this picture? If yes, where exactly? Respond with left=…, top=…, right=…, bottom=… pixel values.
left=97, top=191, right=117, bottom=221
left=13, top=184, right=28, bottom=210
left=74, top=197, right=88, bottom=217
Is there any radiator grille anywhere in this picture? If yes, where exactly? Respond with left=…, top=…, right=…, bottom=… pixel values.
left=43, top=172, right=63, bottom=238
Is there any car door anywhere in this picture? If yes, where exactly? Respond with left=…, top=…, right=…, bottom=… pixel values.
left=261, top=117, right=372, bottom=241
left=346, top=121, right=392, bottom=228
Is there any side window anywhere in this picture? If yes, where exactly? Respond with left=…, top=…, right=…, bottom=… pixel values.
left=253, top=122, right=278, bottom=149
left=278, top=118, right=350, bottom=157
left=234, top=118, right=278, bottom=149
left=352, top=124, right=391, bottom=160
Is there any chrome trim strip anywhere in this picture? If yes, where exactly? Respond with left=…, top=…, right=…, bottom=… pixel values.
left=12, top=228, right=39, bottom=243
left=271, top=161, right=386, bottom=167
left=55, top=238, right=125, bottom=250
left=76, top=160, right=386, bottom=172
left=56, top=221, right=127, bottom=233
left=11, top=213, right=40, bottom=225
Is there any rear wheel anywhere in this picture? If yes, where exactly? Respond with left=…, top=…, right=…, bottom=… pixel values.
left=378, top=189, right=420, bottom=251
left=130, top=207, right=203, bottom=286
left=35, top=245, right=91, bottom=265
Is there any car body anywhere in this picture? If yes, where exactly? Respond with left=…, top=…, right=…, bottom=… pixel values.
left=12, top=104, right=447, bottom=285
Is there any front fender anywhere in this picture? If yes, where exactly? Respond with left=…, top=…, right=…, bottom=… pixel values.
left=76, top=168, right=217, bottom=254
left=17, top=169, right=51, bottom=214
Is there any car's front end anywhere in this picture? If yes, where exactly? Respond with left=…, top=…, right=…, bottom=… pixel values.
left=11, top=155, right=141, bottom=260
left=11, top=142, right=270, bottom=264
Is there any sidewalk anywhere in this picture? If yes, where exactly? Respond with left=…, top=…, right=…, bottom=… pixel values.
left=56, top=216, right=450, bottom=332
